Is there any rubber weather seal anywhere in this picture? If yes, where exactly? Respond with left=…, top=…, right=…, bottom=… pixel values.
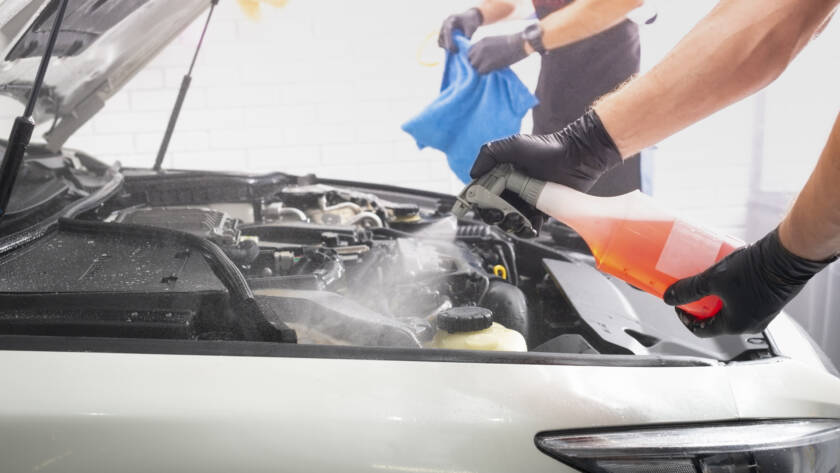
left=0, top=335, right=717, bottom=367
left=0, top=167, right=124, bottom=255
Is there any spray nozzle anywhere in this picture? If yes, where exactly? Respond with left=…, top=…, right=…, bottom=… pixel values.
left=451, top=164, right=547, bottom=238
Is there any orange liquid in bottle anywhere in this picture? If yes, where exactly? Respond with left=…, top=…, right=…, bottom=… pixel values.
left=536, top=184, right=743, bottom=319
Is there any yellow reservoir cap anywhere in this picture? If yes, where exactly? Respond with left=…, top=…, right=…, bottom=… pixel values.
left=428, top=322, right=527, bottom=352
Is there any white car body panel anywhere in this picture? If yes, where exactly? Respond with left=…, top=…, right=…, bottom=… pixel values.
left=2, top=347, right=839, bottom=473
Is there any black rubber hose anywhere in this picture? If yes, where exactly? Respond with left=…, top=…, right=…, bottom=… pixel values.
left=480, top=280, right=529, bottom=339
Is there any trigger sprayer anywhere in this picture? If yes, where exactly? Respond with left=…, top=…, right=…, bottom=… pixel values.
left=453, top=165, right=744, bottom=319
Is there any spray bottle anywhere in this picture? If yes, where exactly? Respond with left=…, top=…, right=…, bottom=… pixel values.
left=453, top=165, right=744, bottom=319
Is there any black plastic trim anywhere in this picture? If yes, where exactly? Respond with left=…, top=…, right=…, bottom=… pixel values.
left=57, top=218, right=253, bottom=302
left=0, top=335, right=716, bottom=366
left=315, top=177, right=456, bottom=203
left=0, top=167, right=124, bottom=255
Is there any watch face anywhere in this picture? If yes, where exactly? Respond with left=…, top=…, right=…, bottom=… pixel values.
left=524, top=24, right=545, bottom=54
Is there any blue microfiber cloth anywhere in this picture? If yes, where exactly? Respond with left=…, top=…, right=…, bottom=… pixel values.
left=401, top=31, right=538, bottom=183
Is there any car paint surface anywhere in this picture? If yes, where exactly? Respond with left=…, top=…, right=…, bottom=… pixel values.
left=2, top=346, right=839, bottom=473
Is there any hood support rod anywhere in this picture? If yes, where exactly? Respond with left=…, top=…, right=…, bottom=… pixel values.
left=153, top=0, right=219, bottom=171
left=0, top=0, right=70, bottom=221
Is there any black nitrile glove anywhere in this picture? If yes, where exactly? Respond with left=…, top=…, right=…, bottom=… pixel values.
left=664, top=228, right=837, bottom=338
left=438, top=8, right=483, bottom=53
left=468, top=33, right=528, bottom=74
left=470, top=109, right=623, bottom=193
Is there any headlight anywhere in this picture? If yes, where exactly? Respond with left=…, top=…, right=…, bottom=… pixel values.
left=535, top=419, right=840, bottom=473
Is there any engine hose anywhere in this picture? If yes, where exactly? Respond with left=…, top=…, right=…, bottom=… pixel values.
left=266, top=206, right=308, bottom=222
left=493, top=240, right=518, bottom=285
left=348, top=211, right=383, bottom=228
left=319, top=196, right=362, bottom=213
left=480, top=280, right=529, bottom=339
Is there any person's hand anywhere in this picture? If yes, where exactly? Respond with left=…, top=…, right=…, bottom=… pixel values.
left=438, top=8, right=483, bottom=53
left=468, top=33, right=529, bottom=74
left=664, top=228, right=836, bottom=337
left=470, top=110, right=623, bottom=192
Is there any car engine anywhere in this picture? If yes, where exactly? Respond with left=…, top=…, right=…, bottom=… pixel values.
left=0, top=165, right=768, bottom=360
left=106, top=188, right=528, bottom=348
left=0, top=176, right=530, bottom=350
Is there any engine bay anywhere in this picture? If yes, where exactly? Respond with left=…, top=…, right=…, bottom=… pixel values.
left=76, top=182, right=530, bottom=349
left=0, top=157, right=769, bottom=360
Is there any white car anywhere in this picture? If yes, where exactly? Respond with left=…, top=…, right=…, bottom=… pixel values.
left=0, top=1, right=838, bottom=472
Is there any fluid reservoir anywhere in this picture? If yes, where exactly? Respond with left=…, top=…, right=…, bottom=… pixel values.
left=428, top=307, right=527, bottom=352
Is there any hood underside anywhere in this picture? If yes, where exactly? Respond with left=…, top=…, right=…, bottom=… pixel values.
left=0, top=0, right=208, bottom=150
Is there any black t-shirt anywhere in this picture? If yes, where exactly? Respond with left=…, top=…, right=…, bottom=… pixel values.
left=531, top=0, right=642, bottom=195
left=532, top=0, right=574, bottom=20
left=530, top=0, right=640, bottom=131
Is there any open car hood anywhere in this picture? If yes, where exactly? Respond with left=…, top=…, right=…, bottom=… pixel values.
left=0, top=0, right=209, bottom=150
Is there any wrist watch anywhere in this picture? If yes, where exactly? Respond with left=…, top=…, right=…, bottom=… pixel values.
left=522, top=23, right=546, bottom=55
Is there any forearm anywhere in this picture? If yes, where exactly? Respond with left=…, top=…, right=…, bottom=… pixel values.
left=476, top=0, right=521, bottom=25
left=593, top=0, right=839, bottom=157
left=779, top=112, right=840, bottom=261
left=533, top=0, right=642, bottom=52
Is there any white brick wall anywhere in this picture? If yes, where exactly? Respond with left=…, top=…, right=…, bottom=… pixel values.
left=641, top=2, right=840, bottom=240
left=758, top=21, right=840, bottom=194
left=1, top=0, right=481, bottom=194
left=2, top=0, right=835, bottom=241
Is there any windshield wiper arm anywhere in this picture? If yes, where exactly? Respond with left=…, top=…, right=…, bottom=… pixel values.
left=0, top=0, right=71, bottom=222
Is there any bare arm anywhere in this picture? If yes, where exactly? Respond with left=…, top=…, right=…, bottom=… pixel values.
left=587, top=0, right=839, bottom=260
left=465, top=0, right=640, bottom=73
left=594, top=0, right=839, bottom=157
left=525, top=0, right=643, bottom=54
left=779, top=113, right=840, bottom=260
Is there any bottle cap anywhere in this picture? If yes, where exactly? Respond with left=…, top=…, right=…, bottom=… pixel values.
left=437, top=306, right=493, bottom=333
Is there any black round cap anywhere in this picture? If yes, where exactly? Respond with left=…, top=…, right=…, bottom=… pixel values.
left=391, top=203, right=420, bottom=217
left=437, top=306, right=493, bottom=333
